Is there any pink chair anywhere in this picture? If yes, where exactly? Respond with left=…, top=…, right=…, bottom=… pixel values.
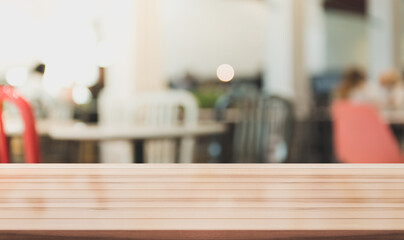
left=331, top=100, right=402, bottom=163
left=0, top=86, right=40, bottom=163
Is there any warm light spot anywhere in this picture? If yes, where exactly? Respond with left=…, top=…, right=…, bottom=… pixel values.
left=72, top=86, right=92, bottom=105
left=42, top=75, right=62, bottom=98
left=6, top=68, right=28, bottom=87
left=42, top=63, right=99, bottom=91
left=42, top=64, right=73, bottom=89
left=217, top=64, right=235, bottom=82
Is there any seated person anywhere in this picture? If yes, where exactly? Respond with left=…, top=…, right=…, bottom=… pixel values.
left=333, top=67, right=378, bottom=105
left=331, top=68, right=403, bottom=163
left=378, top=69, right=404, bottom=110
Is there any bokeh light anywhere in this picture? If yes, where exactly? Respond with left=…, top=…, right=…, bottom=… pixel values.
left=6, top=67, right=29, bottom=87
left=216, top=64, right=235, bottom=82
left=72, top=86, right=92, bottom=105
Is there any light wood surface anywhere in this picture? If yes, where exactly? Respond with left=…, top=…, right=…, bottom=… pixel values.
left=0, top=164, right=403, bottom=233
left=1, top=230, right=404, bottom=240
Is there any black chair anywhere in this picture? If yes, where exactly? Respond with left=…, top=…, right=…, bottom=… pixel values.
left=310, top=72, right=341, bottom=163
left=214, top=89, right=295, bottom=163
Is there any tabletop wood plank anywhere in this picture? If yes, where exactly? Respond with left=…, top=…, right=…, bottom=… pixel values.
left=1, top=230, right=404, bottom=240
left=0, top=181, right=403, bottom=189
left=0, top=164, right=403, bottom=238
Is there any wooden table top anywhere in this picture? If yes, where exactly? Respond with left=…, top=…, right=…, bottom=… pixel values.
left=0, top=164, right=404, bottom=239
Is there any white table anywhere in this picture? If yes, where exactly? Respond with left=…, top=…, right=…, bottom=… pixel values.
left=3, top=119, right=65, bottom=137
left=3, top=119, right=225, bottom=141
left=4, top=120, right=226, bottom=163
left=3, top=118, right=226, bottom=140
left=48, top=123, right=226, bottom=141
left=48, top=122, right=226, bottom=163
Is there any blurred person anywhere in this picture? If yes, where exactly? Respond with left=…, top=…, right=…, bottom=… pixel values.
left=332, top=99, right=403, bottom=163
left=331, top=67, right=403, bottom=163
left=378, top=69, right=404, bottom=143
left=333, top=67, right=378, bottom=105
left=378, top=69, right=404, bottom=110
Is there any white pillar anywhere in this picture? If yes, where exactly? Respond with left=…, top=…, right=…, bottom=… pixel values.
left=97, top=0, right=137, bottom=163
left=98, top=0, right=137, bottom=122
left=135, top=0, right=166, bottom=92
left=97, top=0, right=165, bottom=163
left=264, top=0, right=310, bottom=119
left=305, top=0, right=327, bottom=75
left=369, top=0, right=402, bottom=81
left=99, top=0, right=165, bottom=98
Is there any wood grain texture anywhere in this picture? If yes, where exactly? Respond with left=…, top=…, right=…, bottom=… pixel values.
left=0, top=164, right=403, bottom=234
left=1, top=230, right=404, bottom=240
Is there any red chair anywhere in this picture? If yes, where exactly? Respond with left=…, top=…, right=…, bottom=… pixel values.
left=331, top=100, right=402, bottom=163
left=0, top=85, right=40, bottom=163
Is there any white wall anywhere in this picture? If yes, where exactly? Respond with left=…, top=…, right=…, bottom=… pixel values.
left=305, top=0, right=327, bottom=75
left=325, top=11, right=368, bottom=71
left=0, top=0, right=382, bottom=95
left=0, top=0, right=269, bottom=83
left=368, top=0, right=402, bottom=81
left=98, top=0, right=138, bottom=98
left=264, top=0, right=296, bottom=97
left=401, top=0, right=404, bottom=68
left=0, top=0, right=54, bottom=74
left=160, top=0, right=269, bottom=80
left=0, top=0, right=99, bottom=75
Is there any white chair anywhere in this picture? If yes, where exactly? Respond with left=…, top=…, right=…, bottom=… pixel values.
left=98, top=90, right=133, bottom=163
left=124, top=90, right=198, bottom=163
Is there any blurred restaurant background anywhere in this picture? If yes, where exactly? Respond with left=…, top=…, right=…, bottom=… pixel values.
left=1, top=0, right=404, bottom=164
